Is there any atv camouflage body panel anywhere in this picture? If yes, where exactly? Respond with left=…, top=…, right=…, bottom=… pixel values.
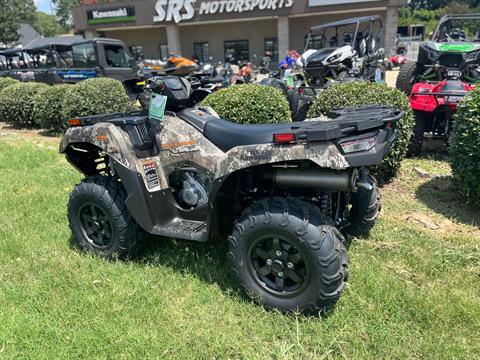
left=60, top=104, right=401, bottom=238
left=60, top=114, right=350, bottom=194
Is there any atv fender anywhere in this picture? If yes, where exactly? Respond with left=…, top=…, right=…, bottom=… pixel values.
left=59, top=123, right=136, bottom=169
left=214, top=142, right=350, bottom=178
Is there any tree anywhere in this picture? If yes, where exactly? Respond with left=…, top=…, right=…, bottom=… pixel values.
left=409, top=0, right=480, bottom=9
left=52, top=0, right=79, bottom=30
left=34, top=12, right=62, bottom=37
left=0, top=0, right=36, bottom=46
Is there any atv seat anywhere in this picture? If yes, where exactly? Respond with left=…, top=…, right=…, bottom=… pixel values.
left=355, top=32, right=367, bottom=57
left=178, top=109, right=300, bottom=152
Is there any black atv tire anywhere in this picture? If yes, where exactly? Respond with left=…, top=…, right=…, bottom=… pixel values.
left=396, top=60, right=418, bottom=95
left=408, top=111, right=427, bottom=156
left=344, top=172, right=381, bottom=237
left=228, top=197, right=348, bottom=315
left=67, top=175, right=144, bottom=260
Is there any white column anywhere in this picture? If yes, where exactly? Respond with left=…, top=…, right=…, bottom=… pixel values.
left=83, top=30, right=97, bottom=39
left=166, top=24, right=182, bottom=55
left=278, top=16, right=290, bottom=60
left=384, top=7, right=400, bottom=56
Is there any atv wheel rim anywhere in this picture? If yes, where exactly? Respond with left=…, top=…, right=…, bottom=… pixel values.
left=248, top=236, right=310, bottom=297
left=78, top=204, right=114, bottom=249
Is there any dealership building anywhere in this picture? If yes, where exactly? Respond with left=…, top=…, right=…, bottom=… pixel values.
left=73, top=0, right=408, bottom=63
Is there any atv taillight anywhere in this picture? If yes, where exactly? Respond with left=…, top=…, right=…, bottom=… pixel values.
left=274, top=133, right=296, bottom=144
left=340, top=137, right=376, bottom=154
left=68, top=118, right=81, bottom=126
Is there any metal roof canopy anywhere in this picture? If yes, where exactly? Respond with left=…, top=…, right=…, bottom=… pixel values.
left=433, top=13, right=480, bottom=40
left=72, top=37, right=126, bottom=46
left=25, top=36, right=84, bottom=51
left=310, top=15, right=382, bottom=33
left=0, top=48, right=25, bottom=57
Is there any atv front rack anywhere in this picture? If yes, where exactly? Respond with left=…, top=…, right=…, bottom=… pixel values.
left=70, top=110, right=147, bottom=126
left=69, top=110, right=158, bottom=158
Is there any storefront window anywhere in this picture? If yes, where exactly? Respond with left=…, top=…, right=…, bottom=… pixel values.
left=105, top=44, right=131, bottom=68
left=72, top=42, right=97, bottom=68
left=264, top=38, right=278, bottom=62
left=159, top=44, right=169, bottom=60
left=224, top=40, right=249, bottom=63
left=129, top=46, right=144, bottom=61
left=193, top=42, right=210, bottom=63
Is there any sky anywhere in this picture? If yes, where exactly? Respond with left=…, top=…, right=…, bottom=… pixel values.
left=34, top=0, right=54, bottom=14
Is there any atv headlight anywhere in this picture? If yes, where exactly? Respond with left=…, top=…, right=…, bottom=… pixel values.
left=327, top=53, right=342, bottom=63
left=339, top=137, right=376, bottom=154
left=465, top=51, right=479, bottom=62
left=428, top=48, right=440, bottom=61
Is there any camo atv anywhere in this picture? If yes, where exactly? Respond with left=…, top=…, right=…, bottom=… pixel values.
left=61, top=76, right=403, bottom=315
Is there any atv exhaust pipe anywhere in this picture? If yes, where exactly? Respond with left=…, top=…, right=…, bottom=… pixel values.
left=270, top=168, right=359, bottom=192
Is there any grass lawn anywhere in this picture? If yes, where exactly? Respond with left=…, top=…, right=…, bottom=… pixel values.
left=0, top=129, right=479, bottom=359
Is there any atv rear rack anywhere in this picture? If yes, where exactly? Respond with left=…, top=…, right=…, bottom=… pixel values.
left=411, top=91, right=469, bottom=108
left=300, top=106, right=404, bottom=141
left=411, top=91, right=468, bottom=97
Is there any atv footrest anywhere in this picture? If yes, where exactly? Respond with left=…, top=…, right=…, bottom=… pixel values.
left=153, top=220, right=207, bottom=242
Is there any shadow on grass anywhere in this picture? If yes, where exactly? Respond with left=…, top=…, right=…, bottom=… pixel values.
left=69, top=234, right=339, bottom=317
left=416, top=175, right=480, bottom=227
left=140, top=235, right=235, bottom=290
left=68, top=233, right=232, bottom=289
left=140, top=235, right=340, bottom=317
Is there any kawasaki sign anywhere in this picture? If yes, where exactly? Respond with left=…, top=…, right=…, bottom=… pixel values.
left=154, top=0, right=294, bottom=24
left=87, top=7, right=136, bottom=25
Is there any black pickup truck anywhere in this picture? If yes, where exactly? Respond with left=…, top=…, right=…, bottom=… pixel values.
left=0, top=37, right=139, bottom=86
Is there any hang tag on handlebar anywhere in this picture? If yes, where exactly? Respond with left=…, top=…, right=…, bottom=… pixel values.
left=149, top=93, right=167, bottom=122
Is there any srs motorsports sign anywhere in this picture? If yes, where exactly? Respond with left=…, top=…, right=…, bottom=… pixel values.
left=87, top=7, right=136, bottom=25
left=154, top=0, right=294, bottom=23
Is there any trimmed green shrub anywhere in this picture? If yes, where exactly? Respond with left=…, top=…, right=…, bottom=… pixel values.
left=0, top=82, right=48, bottom=127
left=34, top=84, right=72, bottom=132
left=307, top=82, right=414, bottom=183
left=450, top=87, right=480, bottom=207
left=0, top=77, right=19, bottom=92
left=62, top=77, right=135, bottom=119
left=202, top=84, right=291, bottom=124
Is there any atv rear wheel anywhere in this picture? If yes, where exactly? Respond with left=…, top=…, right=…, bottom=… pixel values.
left=68, top=175, right=144, bottom=260
left=396, top=60, right=418, bottom=95
left=408, top=111, right=428, bottom=156
left=228, top=198, right=348, bottom=315
left=344, top=171, right=381, bottom=237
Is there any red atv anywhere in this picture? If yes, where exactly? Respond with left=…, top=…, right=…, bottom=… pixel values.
left=386, top=38, right=408, bottom=70
left=387, top=53, right=408, bottom=70
left=396, top=14, right=480, bottom=155
left=408, top=77, right=474, bottom=154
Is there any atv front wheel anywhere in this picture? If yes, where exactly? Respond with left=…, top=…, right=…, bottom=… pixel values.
left=344, top=171, right=381, bottom=237
left=408, top=111, right=428, bottom=156
left=67, top=175, right=144, bottom=259
left=396, top=60, right=418, bottom=95
left=228, top=198, right=348, bottom=315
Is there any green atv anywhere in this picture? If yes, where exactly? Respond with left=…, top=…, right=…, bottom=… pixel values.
left=396, top=14, right=480, bottom=95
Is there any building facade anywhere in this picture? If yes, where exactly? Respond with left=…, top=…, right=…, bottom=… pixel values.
left=73, top=0, right=407, bottom=63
